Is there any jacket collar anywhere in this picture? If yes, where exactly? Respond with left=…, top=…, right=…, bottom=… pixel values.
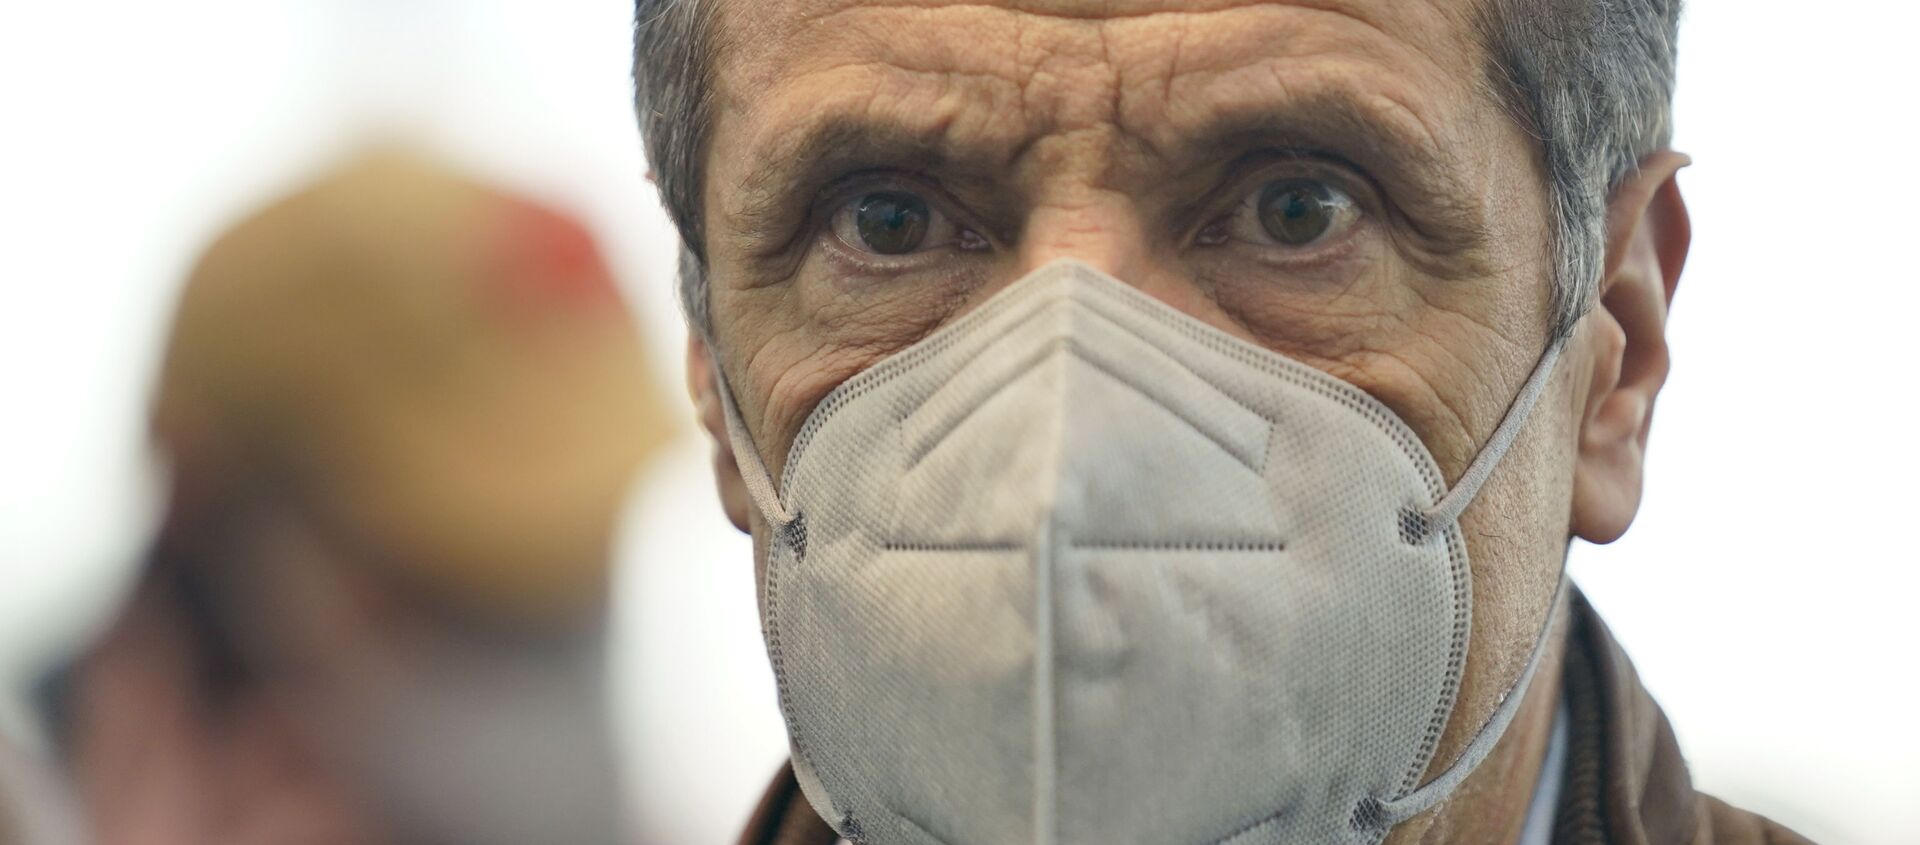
left=1552, top=589, right=1700, bottom=845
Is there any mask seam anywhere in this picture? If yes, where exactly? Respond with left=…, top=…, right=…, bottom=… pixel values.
left=1062, top=337, right=1271, bottom=473
left=761, top=526, right=819, bottom=829
left=899, top=335, right=1271, bottom=476
left=784, top=284, right=1076, bottom=503
left=1033, top=522, right=1058, bottom=845
left=892, top=303, right=1075, bottom=465
left=1410, top=527, right=1473, bottom=795
left=885, top=542, right=1286, bottom=552
left=1069, top=541, right=1285, bottom=551
left=898, top=810, right=951, bottom=845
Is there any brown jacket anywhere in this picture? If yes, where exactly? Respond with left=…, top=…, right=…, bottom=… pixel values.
left=737, top=592, right=1811, bottom=845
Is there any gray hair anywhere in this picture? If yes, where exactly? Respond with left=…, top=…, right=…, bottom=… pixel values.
left=1475, top=0, right=1683, bottom=338
left=633, top=0, right=719, bottom=335
left=633, top=0, right=1682, bottom=341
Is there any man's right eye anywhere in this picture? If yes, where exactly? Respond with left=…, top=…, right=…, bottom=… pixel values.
left=829, top=190, right=980, bottom=257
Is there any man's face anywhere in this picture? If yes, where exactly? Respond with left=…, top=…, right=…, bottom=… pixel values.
left=699, top=0, right=1590, bottom=817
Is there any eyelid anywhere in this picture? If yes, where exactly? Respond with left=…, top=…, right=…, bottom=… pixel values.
left=1225, top=154, right=1380, bottom=219
left=1176, top=153, right=1378, bottom=248
left=812, top=171, right=986, bottom=243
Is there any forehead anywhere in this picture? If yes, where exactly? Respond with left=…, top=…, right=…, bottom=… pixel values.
left=710, top=0, right=1491, bottom=144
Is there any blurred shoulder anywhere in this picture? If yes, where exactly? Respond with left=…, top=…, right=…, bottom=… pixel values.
left=1692, top=794, right=1815, bottom=845
left=0, top=729, right=84, bottom=845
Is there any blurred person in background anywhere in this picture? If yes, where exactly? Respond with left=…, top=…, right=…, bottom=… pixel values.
left=0, top=730, right=83, bottom=845
left=29, top=150, right=673, bottom=844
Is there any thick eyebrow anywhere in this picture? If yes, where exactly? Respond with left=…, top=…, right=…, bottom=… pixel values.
left=1175, top=90, right=1443, bottom=177
left=726, top=112, right=1017, bottom=253
left=1154, top=86, right=1482, bottom=237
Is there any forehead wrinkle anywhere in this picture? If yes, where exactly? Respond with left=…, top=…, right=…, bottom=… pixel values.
left=1095, top=0, right=1470, bottom=146
left=778, top=0, right=1469, bottom=62
left=721, top=70, right=1027, bottom=235
left=1099, top=2, right=1490, bottom=223
left=714, top=0, right=1495, bottom=233
left=794, top=0, right=1401, bottom=24
left=731, top=0, right=1476, bottom=98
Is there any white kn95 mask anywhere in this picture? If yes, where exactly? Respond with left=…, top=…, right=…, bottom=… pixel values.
left=716, top=259, right=1568, bottom=845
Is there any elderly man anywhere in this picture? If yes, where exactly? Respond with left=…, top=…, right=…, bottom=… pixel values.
left=633, top=1, right=1806, bottom=843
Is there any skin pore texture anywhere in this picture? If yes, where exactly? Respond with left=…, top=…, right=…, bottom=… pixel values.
left=682, top=1, right=1691, bottom=841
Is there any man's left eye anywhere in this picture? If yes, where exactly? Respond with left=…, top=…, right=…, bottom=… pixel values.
left=1201, top=178, right=1362, bottom=250
left=830, top=190, right=978, bottom=257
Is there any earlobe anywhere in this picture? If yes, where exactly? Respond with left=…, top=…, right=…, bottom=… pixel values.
left=688, top=334, right=752, bottom=533
left=1570, top=152, right=1692, bottom=544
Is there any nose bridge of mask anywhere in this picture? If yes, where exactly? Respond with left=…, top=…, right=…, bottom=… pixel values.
left=890, top=297, right=1285, bottom=549
left=714, top=259, right=1570, bottom=837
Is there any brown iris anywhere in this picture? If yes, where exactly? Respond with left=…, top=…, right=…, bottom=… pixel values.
left=1258, top=180, right=1341, bottom=246
left=853, top=192, right=931, bottom=255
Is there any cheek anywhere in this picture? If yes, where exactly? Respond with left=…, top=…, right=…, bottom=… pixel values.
left=749, top=341, right=888, bottom=474
left=1197, top=236, right=1404, bottom=358
left=712, top=257, right=994, bottom=478
left=1203, top=255, right=1547, bottom=491
left=1197, top=244, right=1460, bottom=431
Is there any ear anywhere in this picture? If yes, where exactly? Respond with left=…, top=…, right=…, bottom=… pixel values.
left=1570, top=150, right=1692, bottom=544
left=688, top=333, right=752, bottom=533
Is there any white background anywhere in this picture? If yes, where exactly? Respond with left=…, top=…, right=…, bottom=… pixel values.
left=1, top=1, right=1915, bottom=842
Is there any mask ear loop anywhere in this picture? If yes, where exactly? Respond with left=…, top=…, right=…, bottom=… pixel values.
left=713, top=360, right=795, bottom=529
left=1420, top=340, right=1565, bottom=532
left=1368, top=565, right=1570, bottom=828
left=1371, top=337, right=1571, bottom=828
